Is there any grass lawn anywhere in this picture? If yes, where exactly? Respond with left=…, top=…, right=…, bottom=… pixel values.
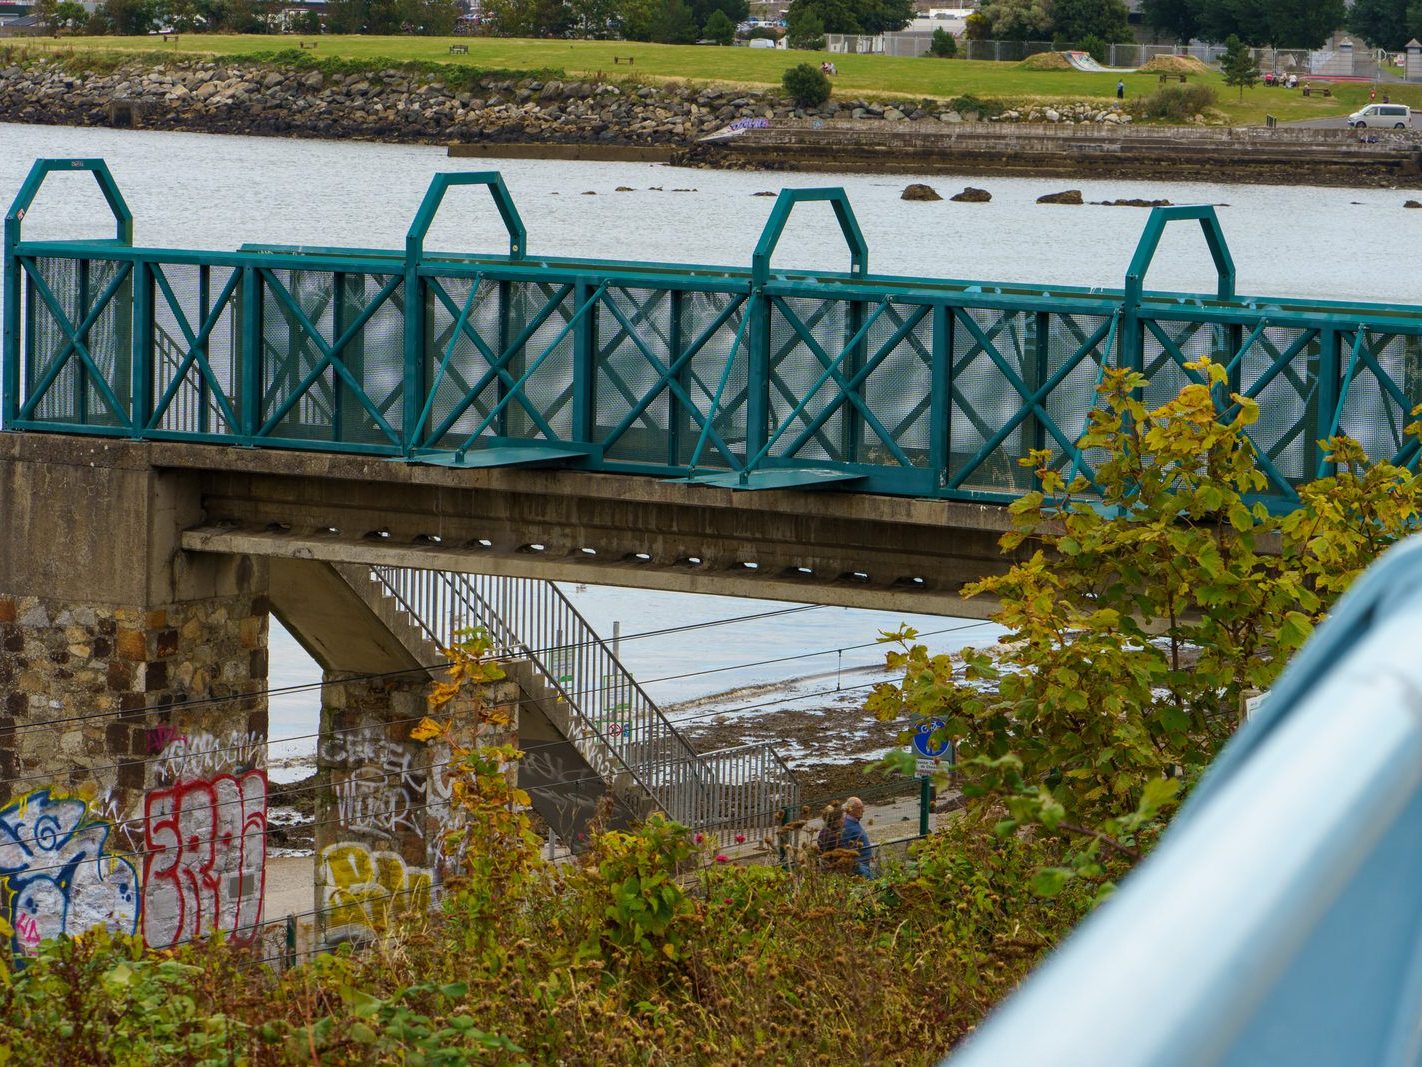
left=10, top=34, right=1417, bottom=125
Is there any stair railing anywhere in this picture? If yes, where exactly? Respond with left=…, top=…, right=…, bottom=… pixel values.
left=367, top=566, right=799, bottom=839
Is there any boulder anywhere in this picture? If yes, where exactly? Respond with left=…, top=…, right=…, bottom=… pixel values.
left=950, top=186, right=991, bottom=203
left=901, top=183, right=943, bottom=201
left=1406, top=200, right=1422, bottom=208
left=1037, top=190, right=1083, bottom=205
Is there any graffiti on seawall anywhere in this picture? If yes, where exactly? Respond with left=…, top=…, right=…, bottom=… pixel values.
left=142, top=770, right=267, bottom=948
left=321, top=842, right=431, bottom=945
left=0, top=790, right=140, bottom=956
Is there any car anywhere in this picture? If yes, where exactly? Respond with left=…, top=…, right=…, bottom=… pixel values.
left=1347, top=103, right=1412, bottom=128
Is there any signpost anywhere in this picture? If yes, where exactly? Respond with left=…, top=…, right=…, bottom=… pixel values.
left=912, top=720, right=953, bottom=836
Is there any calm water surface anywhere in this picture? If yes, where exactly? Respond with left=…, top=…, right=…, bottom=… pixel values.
left=3, top=122, right=1419, bottom=759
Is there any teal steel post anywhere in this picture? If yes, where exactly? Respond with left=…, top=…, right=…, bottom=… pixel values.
left=572, top=278, right=596, bottom=443
left=2, top=194, right=19, bottom=431
left=667, top=289, right=684, bottom=467
left=1315, top=327, right=1341, bottom=477
left=747, top=282, right=770, bottom=465
left=240, top=267, right=261, bottom=442
left=132, top=258, right=153, bottom=435
left=930, top=304, right=952, bottom=489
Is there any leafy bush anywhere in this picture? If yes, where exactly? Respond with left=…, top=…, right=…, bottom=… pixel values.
left=702, top=7, right=735, bottom=43
left=947, top=92, right=999, bottom=116
left=786, top=8, right=825, bottom=49
left=1132, top=82, right=1217, bottom=120
left=782, top=62, right=832, bottom=107
left=929, top=27, right=958, bottom=57
left=1079, top=32, right=1107, bottom=64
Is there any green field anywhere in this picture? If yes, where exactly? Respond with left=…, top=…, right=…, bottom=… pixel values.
left=10, top=34, right=1415, bottom=125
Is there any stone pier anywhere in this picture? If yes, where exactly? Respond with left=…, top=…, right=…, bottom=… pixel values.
left=0, top=436, right=270, bottom=954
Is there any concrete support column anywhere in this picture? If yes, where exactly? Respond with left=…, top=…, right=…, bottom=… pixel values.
left=0, top=437, right=270, bottom=955
left=314, top=667, right=517, bottom=946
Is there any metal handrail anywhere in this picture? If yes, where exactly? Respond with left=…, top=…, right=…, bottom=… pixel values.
left=367, top=566, right=799, bottom=835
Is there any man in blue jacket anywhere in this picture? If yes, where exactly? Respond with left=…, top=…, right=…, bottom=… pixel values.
left=841, top=796, right=875, bottom=878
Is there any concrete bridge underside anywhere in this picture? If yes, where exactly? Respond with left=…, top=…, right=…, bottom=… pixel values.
left=3, top=435, right=1020, bottom=619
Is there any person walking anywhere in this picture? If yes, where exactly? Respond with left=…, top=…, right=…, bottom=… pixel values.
left=841, top=796, right=875, bottom=878
left=1116, top=79, right=1125, bottom=100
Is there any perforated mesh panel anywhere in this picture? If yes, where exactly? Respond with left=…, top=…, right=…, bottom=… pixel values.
left=1240, top=326, right=1317, bottom=486
left=599, top=287, right=671, bottom=465
left=150, top=262, right=240, bottom=436
left=769, top=295, right=850, bottom=463
left=511, top=282, right=575, bottom=442
left=949, top=307, right=1033, bottom=493
left=22, top=257, right=131, bottom=427
left=675, top=291, right=747, bottom=470
left=423, top=275, right=501, bottom=448
left=863, top=302, right=933, bottom=468
left=1340, top=331, right=1420, bottom=463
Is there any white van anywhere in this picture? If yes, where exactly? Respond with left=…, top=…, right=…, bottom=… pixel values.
left=1347, top=103, right=1412, bottom=128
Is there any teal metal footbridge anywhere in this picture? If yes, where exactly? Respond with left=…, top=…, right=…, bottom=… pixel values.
left=4, top=158, right=1422, bottom=507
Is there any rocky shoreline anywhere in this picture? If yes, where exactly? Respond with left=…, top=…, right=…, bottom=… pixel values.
left=0, top=53, right=1148, bottom=149
left=3, top=54, right=1419, bottom=188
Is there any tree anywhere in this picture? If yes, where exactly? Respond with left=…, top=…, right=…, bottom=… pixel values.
left=703, top=8, right=735, bottom=41
left=782, top=61, right=832, bottom=105
left=1348, top=0, right=1410, bottom=49
left=1221, top=33, right=1260, bottom=98
left=570, top=0, right=619, bottom=34
left=651, top=0, right=698, bottom=42
left=854, top=0, right=913, bottom=34
left=871, top=360, right=1422, bottom=901
left=98, top=0, right=157, bottom=33
left=31, top=0, right=58, bottom=27
left=928, top=26, right=957, bottom=55
left=53, top=0, right=88, bottom=27
left=1052, top=0, right=1131, bottom=42
left=1195, top=0, right=1345, bottom=46
left=689, top=0, right=747, bottom=33
left=1140, top=0, right=1198, bottom=43
left=978, top=0, right=1052, bottom=41
left=786, top=0, right=859, bottom=33
left=786, top=7, right=825, bottom=47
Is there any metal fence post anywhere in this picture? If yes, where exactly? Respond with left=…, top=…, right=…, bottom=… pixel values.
left=919, top=775, right=931, bottom=837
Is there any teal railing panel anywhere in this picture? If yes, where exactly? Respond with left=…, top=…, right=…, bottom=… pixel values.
left=948, top=533, right=1422, bottom=1067
left=6, top=159, right=1422, bottom=506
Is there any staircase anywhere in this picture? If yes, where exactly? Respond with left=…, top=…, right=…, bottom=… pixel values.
left=334, top=565, right=800, bottom=848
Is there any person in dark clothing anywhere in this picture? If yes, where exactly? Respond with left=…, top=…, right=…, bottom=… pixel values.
left=841, top=796, right=874, bottom=878
left=1117, top=80, right=1125, bottom=100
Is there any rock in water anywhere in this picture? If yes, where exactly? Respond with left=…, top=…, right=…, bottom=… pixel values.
left=1405, top=200, right=1422, bottom=208
left=950, top=187, right=992, bottom=203
left=1037, top=190, right=1083, bottom=204
left=901, top=183, right=943, bottom=201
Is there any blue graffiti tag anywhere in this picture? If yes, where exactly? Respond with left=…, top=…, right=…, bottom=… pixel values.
left=0, top=790, right=139, bottom=955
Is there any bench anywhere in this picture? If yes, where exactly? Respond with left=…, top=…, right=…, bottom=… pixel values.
left=299, top=40, right=318, bottom=49
left=448, top=44, right=468, bottom=54
left=1301, top=85, right=1332, bottom=97
left=162, top=32, right=178, bottom=41
left=1157, top=73, right=1188, bottom=84
left=613, top=55, right=634, bottom=65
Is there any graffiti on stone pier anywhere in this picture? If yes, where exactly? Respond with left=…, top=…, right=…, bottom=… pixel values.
left=153, top=730, right=264, bottom=783
left=0, top=790, right=140, bottom=956
left=142, top=770, right=267, bottom=949
left=320, top=842, right=431, bottom=944
left=323, top=734, right=426, bottom=842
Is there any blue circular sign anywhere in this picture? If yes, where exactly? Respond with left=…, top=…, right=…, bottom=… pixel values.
left=912, top=719, right=951, bottom=758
